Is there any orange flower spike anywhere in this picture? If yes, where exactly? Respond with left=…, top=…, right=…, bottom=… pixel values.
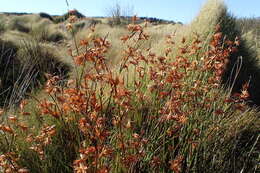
left=97, top=167, right=110, bottom=173
left=151, top=156, right=162, bottom=167
left=213, top=32, right=222, bottom=41
left=133, top=25, right=143, bottom=32
left=242, top=82, right=250, bottom=91
left=0, top=125, right=14, bottom=134
left=142, top=33, right=150, bottom=40
left=80, top=39, right=89, bottom=46
left=8, top=115, right=18, bottom=122
left=179, top=47, right=187, bottom=54
left=178, top=115, right=188, bottom=124
left=240, top=82, right=250, bottom=100
left=120, top=35, right=130, bottom=43
left=74, top=55, right=85, bottom=66
left=18, top=123, right=29, bottom=131
left=169, top=156, right=184, bottom=173
left=240, top=90, right=250, bottom=100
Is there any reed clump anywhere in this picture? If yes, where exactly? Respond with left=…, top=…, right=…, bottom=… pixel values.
left=0, top=0, right=259, bottom=173
left=0, top=12, right=258, bottom=172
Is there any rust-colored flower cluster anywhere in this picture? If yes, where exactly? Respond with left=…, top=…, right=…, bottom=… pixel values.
left=0, top=16, right=252, bottom=173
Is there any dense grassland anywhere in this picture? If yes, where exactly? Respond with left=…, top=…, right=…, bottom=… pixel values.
left=0, top=0, right=259, bottom=172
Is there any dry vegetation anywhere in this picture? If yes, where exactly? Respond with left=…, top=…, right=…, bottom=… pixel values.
left=0, top=0, right=259, bottom=172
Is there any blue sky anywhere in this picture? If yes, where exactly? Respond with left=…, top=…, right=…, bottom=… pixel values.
left=0, top=0, right=259, bottom=23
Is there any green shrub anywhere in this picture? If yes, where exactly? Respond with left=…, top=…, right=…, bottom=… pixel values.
left=39, top=12, right=54, bottom=21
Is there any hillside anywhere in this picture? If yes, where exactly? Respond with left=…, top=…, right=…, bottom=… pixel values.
left=0, top=0, right=259, bottom=172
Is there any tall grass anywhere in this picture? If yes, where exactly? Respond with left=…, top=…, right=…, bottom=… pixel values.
left=29, top=20, right=66, bottom=42
left=0, top=38, right=70, bottom=108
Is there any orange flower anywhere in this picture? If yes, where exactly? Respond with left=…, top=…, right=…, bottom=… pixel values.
left=169, top=156, right=184, bottom=173
left=0, top=125, right=14, bottom=134
left=74, top=55, right=85, bottom=66
left=8, top=115, right=18, bottom=122
left=120, top=35, right=130, bottom=43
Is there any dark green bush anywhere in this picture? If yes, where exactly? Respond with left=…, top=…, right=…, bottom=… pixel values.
left=39, top=12, right=54, bottom=21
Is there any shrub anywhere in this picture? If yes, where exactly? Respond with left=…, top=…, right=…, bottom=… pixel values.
left=39, top=12, right=54, bottom=21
